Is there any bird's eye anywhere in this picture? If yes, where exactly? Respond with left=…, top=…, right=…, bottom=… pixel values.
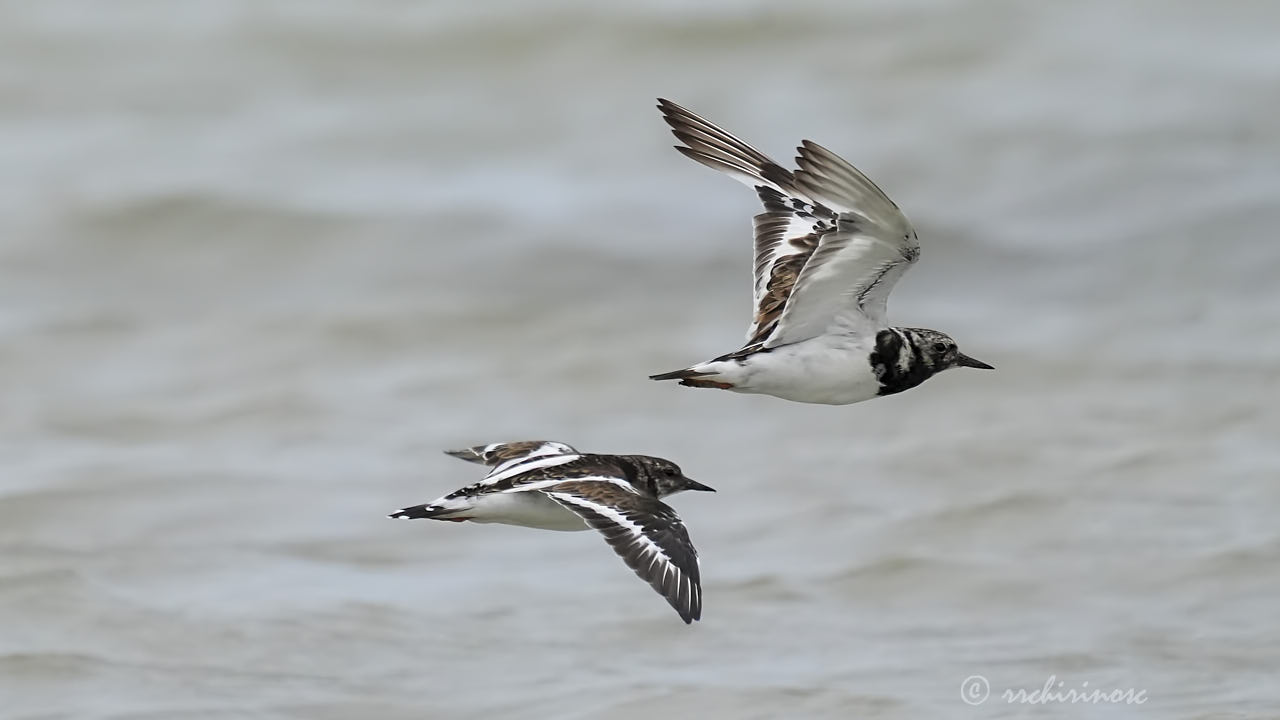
left=932, top=342, right=947, bottom=352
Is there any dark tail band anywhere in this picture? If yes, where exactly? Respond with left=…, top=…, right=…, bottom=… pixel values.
left=649, top=368, right=712, bottom=381
left=388, top=504, right=446, bottom=520
left=649, top=368, right=733, bottom=389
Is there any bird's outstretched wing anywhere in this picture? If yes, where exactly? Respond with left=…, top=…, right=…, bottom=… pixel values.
left=658, top=99, right=919, bottom=346
left=544, top=480, right=702, bottom=624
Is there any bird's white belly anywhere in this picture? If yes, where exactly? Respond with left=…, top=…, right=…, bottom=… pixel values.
left=720, top=336, right=882, bottom=405
left=468, top=491, right=590, bottom=531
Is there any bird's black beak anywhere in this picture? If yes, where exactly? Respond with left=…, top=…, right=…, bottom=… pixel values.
left=682, top=477, right=716, bottom=492
left=955, top=353, right=994, bottom=370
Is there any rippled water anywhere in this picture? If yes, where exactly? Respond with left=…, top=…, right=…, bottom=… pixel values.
left=3, top=1, right=1279, bottom=718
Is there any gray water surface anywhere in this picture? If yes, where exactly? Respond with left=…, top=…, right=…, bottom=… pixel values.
left=2, top=2, right=1278, bottom=718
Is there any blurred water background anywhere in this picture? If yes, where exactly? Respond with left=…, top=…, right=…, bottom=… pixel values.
left=2, top=1, right=1279, bottom=718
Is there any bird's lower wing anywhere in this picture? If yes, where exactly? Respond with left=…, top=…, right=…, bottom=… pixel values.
left=544, top=481, right=702, bottom=623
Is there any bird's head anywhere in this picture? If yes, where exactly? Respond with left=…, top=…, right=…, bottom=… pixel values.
left=911, top=329, right=994, bottom=373
left=631, top=456, right=716, bottom=497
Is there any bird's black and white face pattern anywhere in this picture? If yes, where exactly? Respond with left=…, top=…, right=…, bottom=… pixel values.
left=624, top=455, right=715, bottom=497
left=911, top=328, right=963, bottom=371
left=871, top=327, right=993, bottom=396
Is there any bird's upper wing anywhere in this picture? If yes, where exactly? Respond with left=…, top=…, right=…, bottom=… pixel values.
left=438, top=451, right=588, bottom=500
left=544, top=480, right=702, bottom=624
left=444, top=440, right=578, bottom=468
left=657, top=99, right=918, bottom=347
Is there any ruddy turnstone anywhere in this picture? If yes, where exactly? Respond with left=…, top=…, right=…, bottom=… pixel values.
left=649, top=99, right=993, bottom=405
left=390, top=441, right=713, bottom=624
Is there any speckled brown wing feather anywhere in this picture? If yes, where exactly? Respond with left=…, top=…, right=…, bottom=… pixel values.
left=747, top=187, right=839, bottom=345
left=544, top=480, right=702, bottom=624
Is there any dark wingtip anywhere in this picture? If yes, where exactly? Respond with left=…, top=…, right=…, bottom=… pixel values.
left=682, top=599, right=702, bottom=624
left=672, top=145, right=712, bottom=164
left=673, top=602, right=697, bottom=624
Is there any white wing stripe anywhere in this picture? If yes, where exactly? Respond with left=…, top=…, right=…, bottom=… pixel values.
left=482, top=453, right=581, bottom=486
left=502, top=475, right=640, bottom=495
left=545, top=492, right=677, bottom=567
